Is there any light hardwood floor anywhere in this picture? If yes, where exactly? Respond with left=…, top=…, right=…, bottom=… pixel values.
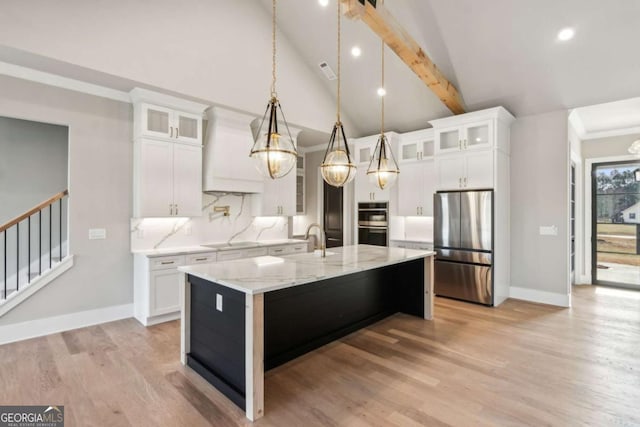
left=1, top=285, right=639, bottom=426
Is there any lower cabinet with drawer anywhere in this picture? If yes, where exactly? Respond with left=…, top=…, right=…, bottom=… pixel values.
left=133, top=242, right=308, bottom=326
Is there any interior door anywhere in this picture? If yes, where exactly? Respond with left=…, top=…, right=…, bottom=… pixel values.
left=323, top=181, right=343, bottom=248
left=434, top=192, right=461, bottom=248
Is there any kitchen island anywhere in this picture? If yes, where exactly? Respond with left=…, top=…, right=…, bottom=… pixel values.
left=178, top=244, right=435, bottom=421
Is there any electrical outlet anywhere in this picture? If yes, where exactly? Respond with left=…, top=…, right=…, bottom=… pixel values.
left=216, top=294, right=223, bottom=312
left=539, top=225, right=558, bottom=236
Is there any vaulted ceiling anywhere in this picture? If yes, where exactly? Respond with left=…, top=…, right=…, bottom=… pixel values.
left=261, top=0, right=640, bottom=137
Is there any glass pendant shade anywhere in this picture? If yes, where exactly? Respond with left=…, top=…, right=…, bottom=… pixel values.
left=367, top=134, right=399, bottom=190
left=321, top=122, right=357, bottom=187
left=250, top=98, right=297, bottom=179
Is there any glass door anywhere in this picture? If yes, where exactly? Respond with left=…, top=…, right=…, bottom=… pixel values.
left=592, top=161, right=640, bottom=288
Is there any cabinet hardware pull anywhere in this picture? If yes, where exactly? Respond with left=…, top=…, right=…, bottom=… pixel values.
left=195, top=258, right=207, bottom=261
left=176, top=127, right=179, bottom=138
left=161, top=261, right=174, bottom=265
left=464, top=177, right=467, bottom=187
left=459, top=177, right=462, bottom=188
left=170, top=127, right=173, bottom=138
left=169, top=204, right=173, bottom=215
left=175, top=205, right=179, bottom=215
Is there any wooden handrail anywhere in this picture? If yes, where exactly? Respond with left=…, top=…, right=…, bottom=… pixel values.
left=0, top=189, right=69, bottom=233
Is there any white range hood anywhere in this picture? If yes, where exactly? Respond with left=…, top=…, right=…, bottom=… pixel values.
left=203, top=107, right=264, bottom=193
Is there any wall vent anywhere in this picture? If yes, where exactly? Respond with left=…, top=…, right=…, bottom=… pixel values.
left=318, top=62, right=337, bottom=81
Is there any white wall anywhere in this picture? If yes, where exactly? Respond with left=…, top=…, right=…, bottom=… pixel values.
left=0, top=75, right=133, bottom=325
left=510, top=110, right=571, bottom=306
left=0, top=117, right=68, bottom=223
left=0, top=0, right=352, bottom=134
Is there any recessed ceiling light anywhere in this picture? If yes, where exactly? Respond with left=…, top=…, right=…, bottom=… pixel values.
left=475, top=137, right=482, bottom=142
left=557, top=27, right=575, bottom=41
left=318, top=0, right=329, bottom=7
left=377, top=87, right=386, bottom=97
left=351, top=46, right=362, bottom=57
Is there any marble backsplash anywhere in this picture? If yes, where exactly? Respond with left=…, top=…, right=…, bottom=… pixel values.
left=131, top=192, right=288, bottom=251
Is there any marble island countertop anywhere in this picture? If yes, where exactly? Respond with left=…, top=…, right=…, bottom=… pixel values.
left=131, top=239, right=308, bottom=257
left=178, top=244, right=435, bottom=295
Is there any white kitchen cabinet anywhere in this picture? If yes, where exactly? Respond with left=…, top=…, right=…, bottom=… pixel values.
left=133, top=242, right=308, bottom=326
left=268, top=243, right=307, bottom=256
left=137, top=103, right=202, bottom=145
left=130, top=88, right=207, bottom=145
left=134, top=139, right=202, bottom=217
left=355, top=167, right=390, bottom=202
left=399, top=129, right=434, bottom=163
left=435, top=150, right=493, bottom=190
left=252, top=170, right=296, bottom=216
left=354, top=133, right=398, bottom=203
left=134, top=254, right=186, bottom=326
left=435, top=120, right=493, bottom=154
left=296, top=154, right=305, bottom=214
left=398, top=159, right=436, bottom=216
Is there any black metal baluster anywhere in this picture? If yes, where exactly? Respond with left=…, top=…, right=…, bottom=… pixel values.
left=39, top=210, right=42, bottom=275
left=16, top=222, right=19, bottom=291
left=59, top=198, right=62, bottom=261
left=3, top=231, right=6, bottom=300
left=49, top=205, right=52, bottom=269
left=28, top=216, right=31, bottom=284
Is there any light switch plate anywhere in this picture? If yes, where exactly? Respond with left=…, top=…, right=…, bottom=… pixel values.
left=89, top=228, right=107, bottom=240
left=216, top=294, right=223, bottom=312
left=539, top=225, right=558, bottom=236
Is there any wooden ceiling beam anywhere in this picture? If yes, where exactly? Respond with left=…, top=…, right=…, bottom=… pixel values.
left=341, top=0, right=465, bottom=114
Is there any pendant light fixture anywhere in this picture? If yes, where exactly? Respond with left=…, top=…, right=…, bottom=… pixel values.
left=321, top=0, right=357, bottom=187
left=250, top=0, right=297, bottom=179
left=367, top=38, right=399, bottom=190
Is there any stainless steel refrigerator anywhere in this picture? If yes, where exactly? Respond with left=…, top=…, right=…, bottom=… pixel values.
left=434, top=190, right=493, bottom=305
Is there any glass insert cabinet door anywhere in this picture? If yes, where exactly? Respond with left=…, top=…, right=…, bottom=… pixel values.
left=145, top=106, right=171, bottom=137
left=177, top=114, right=199, bottom=140
left=399, top=138, right=434, bottom=162
left=466, top=122, right=491, bottom=149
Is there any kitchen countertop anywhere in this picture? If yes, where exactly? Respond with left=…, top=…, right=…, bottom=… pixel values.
left=178, top=244, right=434, bottom=295
left=390, top=238, right=434, bottom=244
left=131, top=239, right=308, bottom=257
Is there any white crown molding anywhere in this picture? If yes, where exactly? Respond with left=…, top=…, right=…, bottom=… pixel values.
left=0, top=302, right=133, bottom=345
left=0, top=61, right=131, bottom=103
left=580, top=126, right=640, bottom=141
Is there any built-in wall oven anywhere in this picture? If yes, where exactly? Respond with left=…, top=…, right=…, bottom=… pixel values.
left=358, top=202, right=388, bottom=246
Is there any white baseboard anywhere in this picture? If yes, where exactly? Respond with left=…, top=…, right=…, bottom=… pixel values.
left=0, top=303, right=133, bottom=345
left=510, top=286, right=571, bottom=308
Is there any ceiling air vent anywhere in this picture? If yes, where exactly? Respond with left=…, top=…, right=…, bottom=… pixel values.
left=318, top=62, right=337, bottom=81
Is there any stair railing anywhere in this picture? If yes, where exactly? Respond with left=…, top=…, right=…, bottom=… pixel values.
left=0, top=190, right=69, bottom=301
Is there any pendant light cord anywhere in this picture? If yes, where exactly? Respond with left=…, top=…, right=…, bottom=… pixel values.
left=381, top=39, right=385, bottom=136
left=271, top=0, right=277, bottom=98
left=337, top=0, right=341, bottom=123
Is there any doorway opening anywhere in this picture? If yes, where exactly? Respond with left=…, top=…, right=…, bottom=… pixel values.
left=592, top=160, right=640, bottom=288
left=323, top=181, right=343, bottom=248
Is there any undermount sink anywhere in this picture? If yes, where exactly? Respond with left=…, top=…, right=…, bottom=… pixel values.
left=202, top=241, right=257, bottom=249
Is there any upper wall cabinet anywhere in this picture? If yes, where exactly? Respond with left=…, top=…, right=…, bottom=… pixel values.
left=138, top=103, right=202, bottom=144
left=430, top=107, right=514, bottom=156
left=435, top=120, right=493, bottom=154
left=353, top=133, right=398, bottom=203
left=429, top=107, right=515, bottom=191
left=130, top=88, right=209, bottom=218
left=130, top=88, right=207, bottom=145
left=399, top=129, right=434, bottom=163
